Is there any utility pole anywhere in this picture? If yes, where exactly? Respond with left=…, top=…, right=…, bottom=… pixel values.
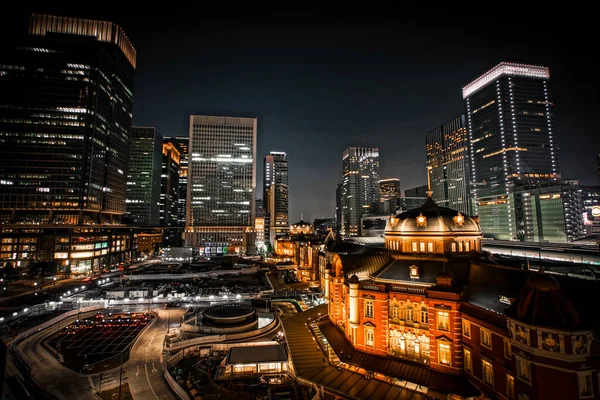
left=118, top=352, right=124, bottom=400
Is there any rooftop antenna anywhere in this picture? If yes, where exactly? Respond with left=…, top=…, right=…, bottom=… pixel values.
left=301, top=212, right=303, bottom=221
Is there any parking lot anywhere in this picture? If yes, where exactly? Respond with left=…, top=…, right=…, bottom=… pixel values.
left=47, top=312, right=153, bottom=372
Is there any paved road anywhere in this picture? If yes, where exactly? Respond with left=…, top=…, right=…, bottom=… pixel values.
left=127, top=306, right=185, bottom=400
left=17, top=311, right=101, bottom=400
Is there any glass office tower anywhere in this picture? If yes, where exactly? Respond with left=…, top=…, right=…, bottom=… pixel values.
left=186, top=115, right=257, bottom=255
left=264, top=151, right=289, bottom=243
left=464, top=62, right=559, bottom=240
left=379, top=178, right=401, bottom=214
left=0, top=14, right=137, bottom=274
left=340, top=147, right=380, bottom=237
left=126, top=126, right=162, bottom=226
left=426, top=115, right=472, bottom=214
left=162, top=136, right=190, bottom=227
left=160, top=142, right=180, bottom=227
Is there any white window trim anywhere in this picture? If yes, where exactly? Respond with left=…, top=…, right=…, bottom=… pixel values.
left=438, top=341, right=451, bottom=366
left=480, top=327, right=493, bottom=349
left=464, top=347, right=473, bottom=373
left=578, top=371, right=594, bottom=399
left=481, top=358, right=495, bottom=386
left=515, top=354, right=532, bottom=385
left=462, top=320, right=471, bottom=339
left=504, top=337, right=513, bottom=359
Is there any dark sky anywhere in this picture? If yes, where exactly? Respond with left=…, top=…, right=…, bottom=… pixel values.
left=3, top=11, right=598, bottom=222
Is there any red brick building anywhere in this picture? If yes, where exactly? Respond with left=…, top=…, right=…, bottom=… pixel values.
left=325, top=195, right=599, bottom=399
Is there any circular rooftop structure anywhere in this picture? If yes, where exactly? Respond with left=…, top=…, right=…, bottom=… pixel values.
left=385, top=196, right=481, bottom=236
left=525, top=272, right=560, bottom=291
left=203, top=304, right=256, bottom=325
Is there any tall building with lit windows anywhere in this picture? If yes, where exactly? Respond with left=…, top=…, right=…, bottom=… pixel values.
left=464, top=62, right=560, bottom=240
left=163, top=136, right=189, bottom=227
left=160, top=142, right=180, bottom=227
left=426, top=115, right=472, bottom=215
left=0, top=14, right=137, bottom=275
left=127, top=126, right=162, bottom=226
left=186, top=115, right=257, bottom=255
left=264, top=151, right=289, bottom=243
left=341, top=147, right=380, bottom=237
left=379, top=178, right=401, bottom=214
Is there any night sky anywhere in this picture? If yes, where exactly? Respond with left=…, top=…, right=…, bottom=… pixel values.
left=3, top=11, right=598, bottom=222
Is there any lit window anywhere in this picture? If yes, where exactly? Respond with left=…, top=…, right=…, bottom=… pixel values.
left=419, top=242, right=425, bottom=252
left=480, top=327, right=492, bottom=348
left=365, top=328, right=374, bottom=347
left=464, top=241, right=470, bottom=251
left=407, top=307, right=413, bottom=321
left=506, top=374, right=515, bottom=400
left=438, top=342, right=451, bottom=365
left=427, top=242, right=434, bottom=252
left=365, top=300, right=374, bottom=318
left=409, top=265, right=419, bottom=279
left=399, top=302, right=406, bottom=320
left=437, top=311, right=450, bottom=331
left=412, top=242, right=418, bottom=252
left=504, top=338, right=513, bottom=359
left=578, top=372, right=593, bottom=398
left=451, top=242, right=456, bottom=252
left=482, top=359, right=494, bottom=386
left=462, top=320, right=471, bottom=339
left=458, top=242, right=463, bottom=252
left=516, top=356, right=531, bottom=384
left=464, top=348, right=472, bottom=373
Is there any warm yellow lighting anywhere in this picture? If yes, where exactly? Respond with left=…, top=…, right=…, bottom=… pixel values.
left=416, top=213, right=427, bottom=227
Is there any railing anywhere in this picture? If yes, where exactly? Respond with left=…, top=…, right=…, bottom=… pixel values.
left=390, top=285, right=427, bottom=295
left=164, top=370, right=191, bottom=400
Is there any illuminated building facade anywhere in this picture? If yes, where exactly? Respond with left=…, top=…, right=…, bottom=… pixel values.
left=0, top=14, right=137, bottom=273
left=160, top=142, right=180, bottom=227
left=510, top=180, right=583, bottom=243
left=264, top=151, right=289, bottom=242
left=137, top=230, right=163, bottom=256
left=163, top=136, right=189, bottom=227
left=341, top=147, right=380, bottom=237
left=582, top=185, right=600, bottom=220
left=426, top=115, right=472, bottom=214
left=127, top=126, right=162, bottom=226
left=186, top=115, right=257, bottom=255
left=464, top=62, right=560, bottom=240
left=379, top=178, right=401, bottom=214
left=324, top=195, right=599, bottom=399
left=398, top=197, right=427, bottom=212
left=360, top=215, right=389, bottom=237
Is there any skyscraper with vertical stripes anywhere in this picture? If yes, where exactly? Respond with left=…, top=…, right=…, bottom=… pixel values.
left=186, top=115, right=257, bottom=255
left=464, top=62, right=559, bottom=240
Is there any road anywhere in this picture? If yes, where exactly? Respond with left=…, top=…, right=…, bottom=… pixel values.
left=16, top=310, right=101, bottom=400
left=0, top=260, right=157, bottom=310
left=126, top=305, right=185, bottom=400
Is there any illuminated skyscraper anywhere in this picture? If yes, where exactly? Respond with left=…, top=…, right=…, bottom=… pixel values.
left=0, top=14, right=137, bottom=274
left=379, top=178, right=401, bottom=214
left=186, top=115, right=257, bottom=255
left=263, top=151, right=289, bottom=243
left=160, top=142, right=180, bottom=227
left=464, top=62, right=559, bottom=240
left=163, top=136, right=189, bottom=227
left=341, top=147, right=380, bottom=237
left=426, top=115, right=472, bottom=214
left=127, top=126, right=162, bottom=226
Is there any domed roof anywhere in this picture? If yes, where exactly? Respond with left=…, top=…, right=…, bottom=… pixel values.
left=385, top=196, right=481, bottom=235
left=526, top=272, right=560, bottom=291
left=506, top=272, right=584, bottom=330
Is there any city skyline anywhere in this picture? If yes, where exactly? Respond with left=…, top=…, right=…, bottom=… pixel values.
left=1, top=11, right=597, bottom=224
